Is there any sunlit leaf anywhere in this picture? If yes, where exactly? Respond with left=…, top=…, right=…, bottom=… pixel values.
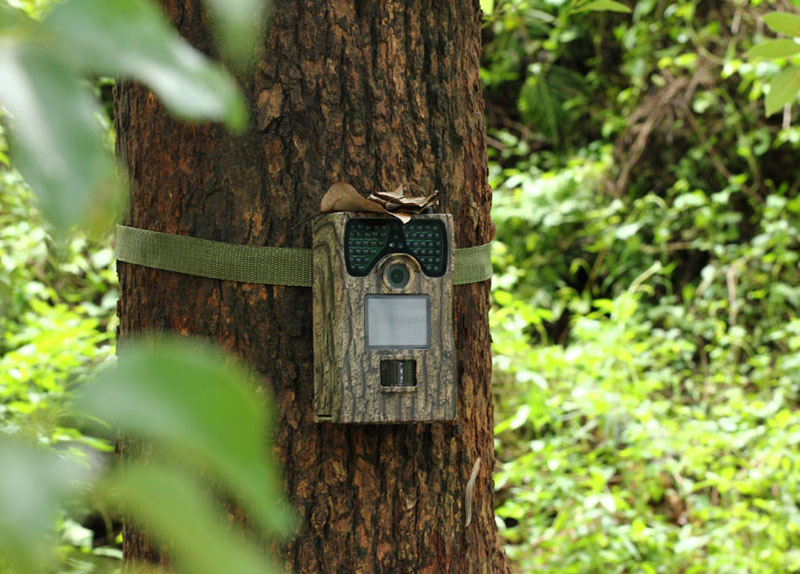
left=572, top=0, right=631, bottom=14
left=747, top=39, right=800, bottom=59
left=0, top=437, right=83, bottom=573
left=0, top=3, right=25, bottom=28
left=202, top=0, right=270, bottom=69
left=480, top=0, right=495, bottom=16
left=763, top=12, right=800, bottom=38
left=76, top=337, right=296, bottom=538
left=44, top=0, right=247, bottom=131
left=0, top=42, right=123, bottom=233
left=103, top=465, right=279, bottom=574
left=766, top=65, right=800, bottom=115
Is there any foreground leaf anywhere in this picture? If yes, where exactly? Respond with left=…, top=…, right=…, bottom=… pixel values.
left=202, top=0, right=270, bottom=69
left=0, top=41, right=122, bottom=232
left=747, top=39, right=800, bottom=59
left=0, top=438, right=83, bottom=573
left=103, top=465, right=279, bottom=574
left=763, top=12, right=800, bottom=38
left=320, top=182, right=390, bottom=214
left=572, top=0, right=631, bottom=14
left=76, top=337, right=296, bottom=537
left=44, top=0, right=247, bottom=131
left=766, top=65, right=800, bottom=115
left=0, top=3, right=25, bottom=29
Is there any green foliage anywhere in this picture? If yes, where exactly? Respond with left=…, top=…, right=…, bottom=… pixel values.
left=748, top=11, right=800, bottom=115
left=5, top=0, right=800, bottom=572
left=1, top=166, right=294, bottom=568
left=0, top=0, right=251, bottom=233
left=0, top=37, right=122, bottom=233
left=571, top=0, right=631, bottom=14
left=0, top=438, right=86, bottom=573
left=45, top=0, right=247, bottom=130
left=1, top=338, right=294, bottom=574
left=765, top=66, right=800, bottom=115
left=0, top=173, right=116, bottom=571
left=104, top=465, right=272, bottom=574
left=763, top=11, right=800, bottom=38
left=747, top=39, right=800, bottom=59
left=1, top=172, right=295, bottom=574
left=485, top=0, right=800, bottom=572
left=79, top=339, right=295, bottom=537
left=0, top=169, right=116, bottom=443
left=1, top=0, right=290, bottom=572
left=201, top=0, right=270, bottom=69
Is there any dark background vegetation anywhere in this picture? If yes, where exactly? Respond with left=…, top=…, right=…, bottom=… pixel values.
left=485, top=1, right=800, bottom=572
left=1, top=0, right=799, bottom=572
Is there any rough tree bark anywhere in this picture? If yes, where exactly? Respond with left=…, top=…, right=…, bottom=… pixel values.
left=114, top=0, right=509, bottom=572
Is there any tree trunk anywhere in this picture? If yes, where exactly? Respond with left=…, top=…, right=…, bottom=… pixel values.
left=114, top=0, right=508, bottom=572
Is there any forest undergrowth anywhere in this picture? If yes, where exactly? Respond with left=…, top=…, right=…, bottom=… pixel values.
left=1, top=0, right=800, bottom=572
left=486, top=1, right=800, bottom=572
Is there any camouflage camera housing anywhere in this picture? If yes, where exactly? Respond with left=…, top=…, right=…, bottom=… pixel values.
left=312, top=212, right=456, bottom=424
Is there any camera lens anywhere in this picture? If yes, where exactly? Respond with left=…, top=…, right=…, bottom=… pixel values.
left=387, top=264, right=410, bottom=289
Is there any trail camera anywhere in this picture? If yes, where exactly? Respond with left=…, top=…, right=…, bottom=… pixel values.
left=312, top=212, right=456, bottom=423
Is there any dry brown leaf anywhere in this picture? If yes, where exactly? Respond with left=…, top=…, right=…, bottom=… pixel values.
left=381, top=195, right=430, bottom=208
left=321, top=182, right=436, bottom=224
left=320, top=182, right=387, bottom=214
left=423, top=190, right=440, bottom=207
left=376, top=201, right=403, bottom=211
left=370, top=189, right=407, bottom=201
left=368, top=188, right=438, bottom=212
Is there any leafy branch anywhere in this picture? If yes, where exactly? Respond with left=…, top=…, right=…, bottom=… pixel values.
left=0, top=0, right=267, bottom=233
left=746, top=11, right=800, bottom=116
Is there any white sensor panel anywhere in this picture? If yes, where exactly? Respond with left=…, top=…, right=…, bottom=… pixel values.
left=366, top=295, right=430, bottom=348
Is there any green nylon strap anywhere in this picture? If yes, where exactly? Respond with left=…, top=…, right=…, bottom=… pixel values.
left=115, top=224, right=493, bottom=287
left=452, top=242, right=494, bottom=285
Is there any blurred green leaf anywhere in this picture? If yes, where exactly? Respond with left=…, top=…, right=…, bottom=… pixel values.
left=572, top=0, right=631, bottom=14
left=766, top=65, right=800, bottom=115
left=0, top=3, right=25, bottom=28
left=0, top=41, right=123, bottom=233
left=747, top=39, right=800, bottom=58
left=44, top=0, right=247, bottom=131
left=480, top=0, right=495, bottom=16
left=76, top=337, right=296, bottom=538
left=763, top=12, right=800, bottom=38
left=0, top=437, right=83, bottom=573
left=103, top=464, right=278, bottom=574
left=202, top=0, right=269, bottom=69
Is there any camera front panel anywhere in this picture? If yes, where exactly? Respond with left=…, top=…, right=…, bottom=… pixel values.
left=313, top=212, right=456, bottom=423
